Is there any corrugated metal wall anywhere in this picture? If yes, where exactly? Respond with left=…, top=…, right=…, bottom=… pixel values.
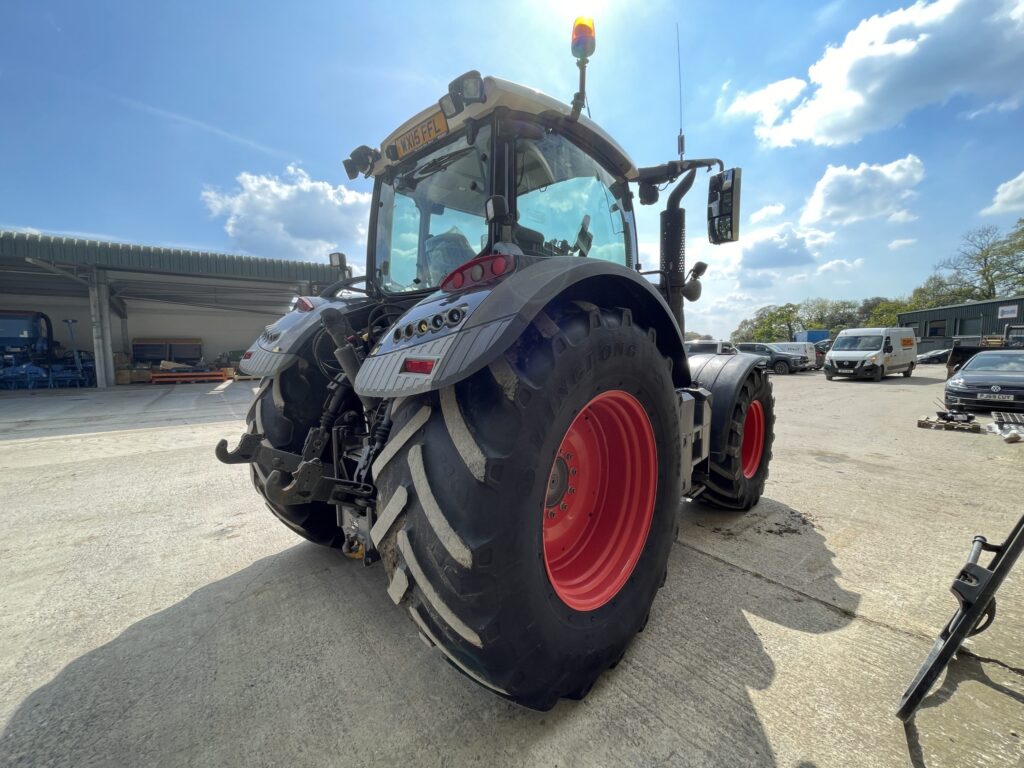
left=898, top=296, right=1024, bottom=351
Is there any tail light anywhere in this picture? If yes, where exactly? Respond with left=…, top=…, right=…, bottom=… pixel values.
left=402, top=358, right=436, bottom=375
left=293, top=296, right=316, bottom=312
left=441, top=254, right=517, bottom=293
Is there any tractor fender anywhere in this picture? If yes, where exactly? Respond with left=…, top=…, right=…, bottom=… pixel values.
left=354, top=256, right=689, bottom=398
left=687, top=352, right=765, bottom=461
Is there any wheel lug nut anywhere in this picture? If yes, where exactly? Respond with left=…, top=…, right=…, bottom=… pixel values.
left=568, top=487, right=576, bottom=494
left=559, top=502, right=568, bottom=511
left=569, top=468, right=577, bottom=476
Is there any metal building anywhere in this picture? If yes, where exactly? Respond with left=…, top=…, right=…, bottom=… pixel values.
left=897, top=295, right=1024, bottom=352
left=1, top=231, right=345, bottom=388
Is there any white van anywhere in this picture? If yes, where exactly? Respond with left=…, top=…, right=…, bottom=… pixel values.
left=824, top=327, right=917, bottom=381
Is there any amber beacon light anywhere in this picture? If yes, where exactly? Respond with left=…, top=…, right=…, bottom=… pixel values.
left=571, top=17, right=596, bottom=59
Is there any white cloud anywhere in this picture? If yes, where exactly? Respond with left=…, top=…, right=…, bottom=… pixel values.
left=740, top=222, right=821, bottom=270
left=888, top=238, right=917, bottom=250
left=980, top=169, right=1024, bottom=215
left=725, top=0, right=1024, bottom=147
left=202, top=165, right=372, bottom=262
left=888, top=210, right=919, bottom=223
left=816, top=257, right=864, bottom=274
left=749, top=203, right=786, bottom=224
left=801, top=155, right=925, bottom=226
left=962, top=96, right=1021, bottom=119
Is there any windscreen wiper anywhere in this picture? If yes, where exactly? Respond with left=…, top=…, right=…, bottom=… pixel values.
left=401, top=147, right=476, bottom=185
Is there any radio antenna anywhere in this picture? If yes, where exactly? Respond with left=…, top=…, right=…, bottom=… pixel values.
left=676, top=23, right=684, bottom=159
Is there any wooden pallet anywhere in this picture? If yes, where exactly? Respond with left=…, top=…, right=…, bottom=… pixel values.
left=233, top=372, right=261, bottom=381
left=917, top=417, right=981, bottom=433
left=150, top=370, right=227, bottom=385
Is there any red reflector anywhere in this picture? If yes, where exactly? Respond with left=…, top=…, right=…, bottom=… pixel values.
left=242, top=351, right=253, bottom=360
left=402, top=358, right=436, bottom=375
left=491, top=255, right=508, bottom=276
left=295, top=296, right=315, bottom=312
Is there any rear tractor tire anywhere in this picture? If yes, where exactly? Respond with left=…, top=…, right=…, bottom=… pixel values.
left=694, top=367, right=775, bottom=511
left=371, top=303, right=681, bottom=709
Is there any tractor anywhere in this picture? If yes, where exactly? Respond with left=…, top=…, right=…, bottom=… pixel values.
left=217, top=19, right=774, bottom=709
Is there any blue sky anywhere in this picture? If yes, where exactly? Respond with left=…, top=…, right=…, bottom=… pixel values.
left=2, top=0, right=1023, bottom=337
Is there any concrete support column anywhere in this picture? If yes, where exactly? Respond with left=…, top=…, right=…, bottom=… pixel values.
left=121, top=316, right=130, bottom=355
left=87, top=272, right=109, bottom=388
left=96, top=271, right=116, bottom=385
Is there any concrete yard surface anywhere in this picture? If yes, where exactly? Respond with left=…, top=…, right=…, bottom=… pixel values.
left=0, top=371, right=1022, bottom=767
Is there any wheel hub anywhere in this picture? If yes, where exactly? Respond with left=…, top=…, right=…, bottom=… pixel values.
left=541, top=390, right=657, bottom=612
left=545, top=455, right=570, bottom=509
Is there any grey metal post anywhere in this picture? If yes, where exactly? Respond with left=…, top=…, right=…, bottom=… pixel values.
left=97, top=271, right=116, bottom=385
left=121, top=316, right=130, bottom=355
left=87, top=271, right=109, bottom=388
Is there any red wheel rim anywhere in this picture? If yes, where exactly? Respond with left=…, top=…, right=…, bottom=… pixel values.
left=542, top=390, right=657, bottom=612
left=741, top=400, right=765, bottom=479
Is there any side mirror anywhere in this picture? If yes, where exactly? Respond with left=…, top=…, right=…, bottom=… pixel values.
left=485, top=195, right=510, bottom=224
left=884, top=344, right=893, bottom=353
left=329, top=252, right=351, bottom=278
left=708, top=168, right=742, bottom=244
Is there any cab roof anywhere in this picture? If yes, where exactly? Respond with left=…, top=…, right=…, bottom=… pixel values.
left=373, top=76, right=639, bottom=180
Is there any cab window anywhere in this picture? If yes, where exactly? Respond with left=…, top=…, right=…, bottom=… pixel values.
left=514, top=131, right=631, bottom=266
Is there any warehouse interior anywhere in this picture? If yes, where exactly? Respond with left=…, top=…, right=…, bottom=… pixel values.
left=0, top=230, right=346, bottom=388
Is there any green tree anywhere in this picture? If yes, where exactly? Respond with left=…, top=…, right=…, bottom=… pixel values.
left=730, top=303, right=804, bottom=342
left=996, top=218, right=1024, bottom=295
left=937, top=226, right=1006, bottom=300
left=909, top=274, right=981, bottom=309
left=866, top=298, right=912, bottom=327
left=799, top=298, right=859, bottom=333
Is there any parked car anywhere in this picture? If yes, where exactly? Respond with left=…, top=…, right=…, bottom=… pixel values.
left=917, top=348, right=950, bottom=365
left=815, top=338, right=832, bottom=354
left=771, top=342, right=819, bottom=370
left=735, top=342, right=807, bottom=375
left=945, top=349, right=1024, bottom=411
left=824, top=327, right=917, bottom=381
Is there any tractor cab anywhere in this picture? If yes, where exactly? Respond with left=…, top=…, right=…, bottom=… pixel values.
left=343, top=19, right=741, bottom=331
left=348, top=74, right=641, bottom=299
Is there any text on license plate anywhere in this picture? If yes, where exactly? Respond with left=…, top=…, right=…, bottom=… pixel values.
left=395, top=112, right=449, bottom=159
left=977, top=393, right=1014, bottom=400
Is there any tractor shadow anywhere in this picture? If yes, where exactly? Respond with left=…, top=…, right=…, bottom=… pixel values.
left=2, top=498, right=857, bottom=768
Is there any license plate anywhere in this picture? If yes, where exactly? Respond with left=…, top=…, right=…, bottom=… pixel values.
left=977, top=393, right=1014, bottom=401
left=395, top=112, right=448, bottom=159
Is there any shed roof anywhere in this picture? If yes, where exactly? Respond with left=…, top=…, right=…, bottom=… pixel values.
left=897, top=295, right=1024, bottom=318
left=0, top=230, right=341, bottom=283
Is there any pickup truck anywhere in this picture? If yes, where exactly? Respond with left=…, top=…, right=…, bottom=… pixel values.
left=735, top=342, right=808, bottom=375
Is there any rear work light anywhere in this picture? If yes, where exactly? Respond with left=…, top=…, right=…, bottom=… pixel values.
left=441, top=253, right=517, bottom=293
left=402, top=358, right=436, bottom=375
left=293, top=296, right=316, bottom=312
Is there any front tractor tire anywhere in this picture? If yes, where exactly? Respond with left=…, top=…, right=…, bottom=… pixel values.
left=246, top=365, right=345, bottom=548
left=694, top=367, right=775, bottom=511
left=371, top=303, right=681, bottom=709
